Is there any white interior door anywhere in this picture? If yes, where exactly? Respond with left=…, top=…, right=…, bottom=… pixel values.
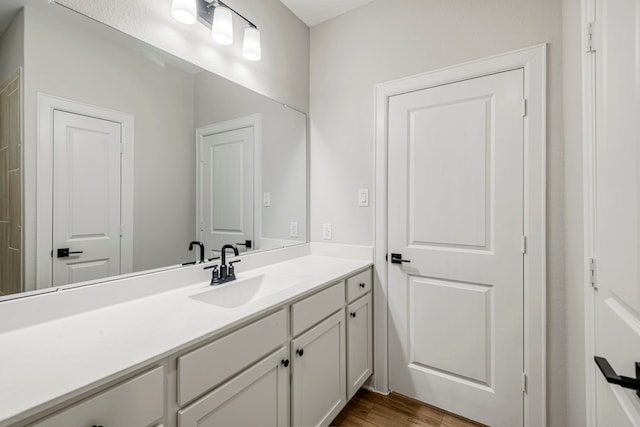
left=52, top=110, right=122, bottom=286
left=592, top=0, right=640, bottom=424
left=387, top=69, right=525, bottom=427
left=200, top=127, right=254, bottom=255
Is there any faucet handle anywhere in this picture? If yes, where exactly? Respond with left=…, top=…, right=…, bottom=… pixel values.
left=229, top=259, right=241, bottom=265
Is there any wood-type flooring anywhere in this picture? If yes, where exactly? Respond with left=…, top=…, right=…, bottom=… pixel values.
left=331, top=389, right=486, bottom=427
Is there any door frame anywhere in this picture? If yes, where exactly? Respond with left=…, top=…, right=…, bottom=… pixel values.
left=195, top=114, right=262, bottom=252
left=374, top=44, right=547, bottom=427
left=35, top=93, right=134, bottom=289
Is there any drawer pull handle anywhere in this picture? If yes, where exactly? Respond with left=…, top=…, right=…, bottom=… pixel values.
left=350, top=312, right=357, bottom=318
left=359, top=283, right=366, bottom=288
left=281, top=359, right=290, bottom=368
left=296, top=348, right=304, bottom=357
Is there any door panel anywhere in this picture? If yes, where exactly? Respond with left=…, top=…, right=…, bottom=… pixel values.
left=53, top=110, right=122, bottom=286
left=388, top=69, right=524, bottom=427
left=410, top=96, right=491, bottom=249
left=200, top=127, right=254, bottom=254
left=594, top=0, right=640, bottom=423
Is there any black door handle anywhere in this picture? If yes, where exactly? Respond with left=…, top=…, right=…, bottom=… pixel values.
left=594, top=356, right=640, bottom=397
left=236, top=240, right=252, bottom=249
left=57, top=248, right=84, bottom=258
left=390, top=253, right=411, bottom=264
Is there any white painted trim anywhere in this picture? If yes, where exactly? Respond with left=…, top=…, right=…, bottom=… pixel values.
left=195, top=114, right=262, bottom=252
left=373, top=44, right=547, bottom=427
left=582, top=0, right=598, bottom=424
left=36, top=93, right=135, bottom=289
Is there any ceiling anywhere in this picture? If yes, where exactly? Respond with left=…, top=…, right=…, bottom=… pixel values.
left=279, top=0, right=375, bottom=27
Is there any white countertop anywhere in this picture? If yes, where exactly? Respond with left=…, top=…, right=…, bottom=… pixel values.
left=0, top=254, right=371, bottom=425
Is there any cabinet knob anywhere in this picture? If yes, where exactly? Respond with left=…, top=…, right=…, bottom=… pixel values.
left=359, top=282, right=365, bottom=288
left=350, top=312, right=357, bottom=318
left=296, top=348, right=304, bottom=357
left=281, top=359, right=290, bottom=368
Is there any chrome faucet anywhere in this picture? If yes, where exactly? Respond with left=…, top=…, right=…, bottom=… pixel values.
left=208, top=244, right=241, bottom=285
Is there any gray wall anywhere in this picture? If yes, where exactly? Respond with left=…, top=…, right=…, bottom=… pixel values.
left=0, top=9, right=23, bottom=85
left=22, top=6, right=196, bottom=280
left=56, top=0, right=310, bottom=114
left=563, top=0, right=587, bottom=424
left=194, top=72, right=307, bottom=246
left=309, top=0, right=566, bottom=425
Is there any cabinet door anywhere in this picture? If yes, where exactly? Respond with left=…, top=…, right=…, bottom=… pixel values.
left=347, top=293, right=373, bottom=398
left=291, top=310, right=346, bottom=427
left=178, top=347, right=289, bottom=427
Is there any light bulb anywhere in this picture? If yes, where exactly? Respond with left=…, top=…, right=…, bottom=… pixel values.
left=242, top=26, right=261, bottom=61
left=171, top=0, right=197, bottom=25
left=211, top=6, right=233, bottom=45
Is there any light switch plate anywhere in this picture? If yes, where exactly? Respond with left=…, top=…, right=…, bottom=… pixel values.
left=290, top=222, right=298, bottom=238
left=322, top=223, right=332, bottom=240
left=263, top=192, right=271, bottom=207
left=358, top=189, right=369, bottom=207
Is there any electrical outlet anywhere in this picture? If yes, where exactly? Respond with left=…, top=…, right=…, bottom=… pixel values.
left=322, top=223, right=332, bottom=240
left=358, top=189, right=369, bottom=207
left=263, top=192, right=271, bottom=207
left=290, top=222, right=299, bottom=238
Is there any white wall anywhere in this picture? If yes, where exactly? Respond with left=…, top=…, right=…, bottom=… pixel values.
left=56, top=0, right=310, bottom=114
left=0, top=9, right=23, bottom=85
left=563, top=0, right=587, bottom=424
left=309, top=0, right=566, bottom=425
left=193, top=72, right=307, bottom=246
left=22, top=6, right=197, bottom=280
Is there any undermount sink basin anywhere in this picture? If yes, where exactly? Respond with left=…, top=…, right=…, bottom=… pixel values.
left=189, top=274, right=302, bottom=308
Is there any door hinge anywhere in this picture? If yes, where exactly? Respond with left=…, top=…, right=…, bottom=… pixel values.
left=586, top=22, right=596, bottom=54
left=120, top=142, right=125, bottom=154
left=521, top=99, right=527, bottom=117
left=589, top=258, right=597, bottom=289
left=522, top=372, right=528, bottom=393
left=120, top=225, right=124, bottom=237
left=521, top=235, right=527, bottom=254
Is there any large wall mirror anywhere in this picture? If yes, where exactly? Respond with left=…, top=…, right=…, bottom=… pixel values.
left=0, top=0, right=307, bottom=299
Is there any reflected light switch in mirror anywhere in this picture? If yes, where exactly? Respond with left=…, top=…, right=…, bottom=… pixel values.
left=358, top=189, right=369, bottom=207
left=290, top=222, right=298, bottom=238
left=263, top=192, right=271, bottom=207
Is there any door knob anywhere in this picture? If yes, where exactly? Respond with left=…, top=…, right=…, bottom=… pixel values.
left=57, top=248, right=84, bottom=258
left=390, top=253, right=411, bottom=264
left=594, top=356, right=640, bottom=398
left=296, top=349, right=304, bottom=357
left=281, top=359, right=289, bottom=368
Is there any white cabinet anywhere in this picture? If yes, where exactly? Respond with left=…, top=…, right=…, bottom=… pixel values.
left=177, top=309, right=287, bottom=406
left=291, top=310, right=346, bottom=427
left=178, top=347, right=289, bottom=427
left=31, top=367, right=164, bottom=427
left=347, top=293, right=373, bottom=398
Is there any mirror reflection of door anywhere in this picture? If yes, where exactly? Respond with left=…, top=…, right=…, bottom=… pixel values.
left=198, top=123, right=255, bottom=257
left=52, top=110, right=124, bottom=286
left=0, top=70, right=21, bottom=296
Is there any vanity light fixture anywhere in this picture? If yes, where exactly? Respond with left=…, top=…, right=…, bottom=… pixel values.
left=172, top=0, right=261, bottom=62
left=171, top=0, right=198, bottom=25
left=211, top=5, right=233, bottom=45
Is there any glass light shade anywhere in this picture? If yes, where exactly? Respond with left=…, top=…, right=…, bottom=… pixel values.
left=211, top=6, right=233, bottom=45
left=242, top=27, right=261, bottom=61
left=171, top=0, right=197, bottom=24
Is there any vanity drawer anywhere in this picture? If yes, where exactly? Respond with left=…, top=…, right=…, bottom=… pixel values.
left=346, top=268, right=372, bottom=303
left=291, top=281, right=345, bottom=337
left=32, top=366, right=164, bottom=427
left=177, top=309, right=287, bottom=406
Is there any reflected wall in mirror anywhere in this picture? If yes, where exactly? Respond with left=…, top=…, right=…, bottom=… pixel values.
left=0, top=0, right=307, bottom=298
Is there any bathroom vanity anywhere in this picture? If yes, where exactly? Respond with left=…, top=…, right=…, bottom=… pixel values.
left=0, top=247, right=373, bottom=427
